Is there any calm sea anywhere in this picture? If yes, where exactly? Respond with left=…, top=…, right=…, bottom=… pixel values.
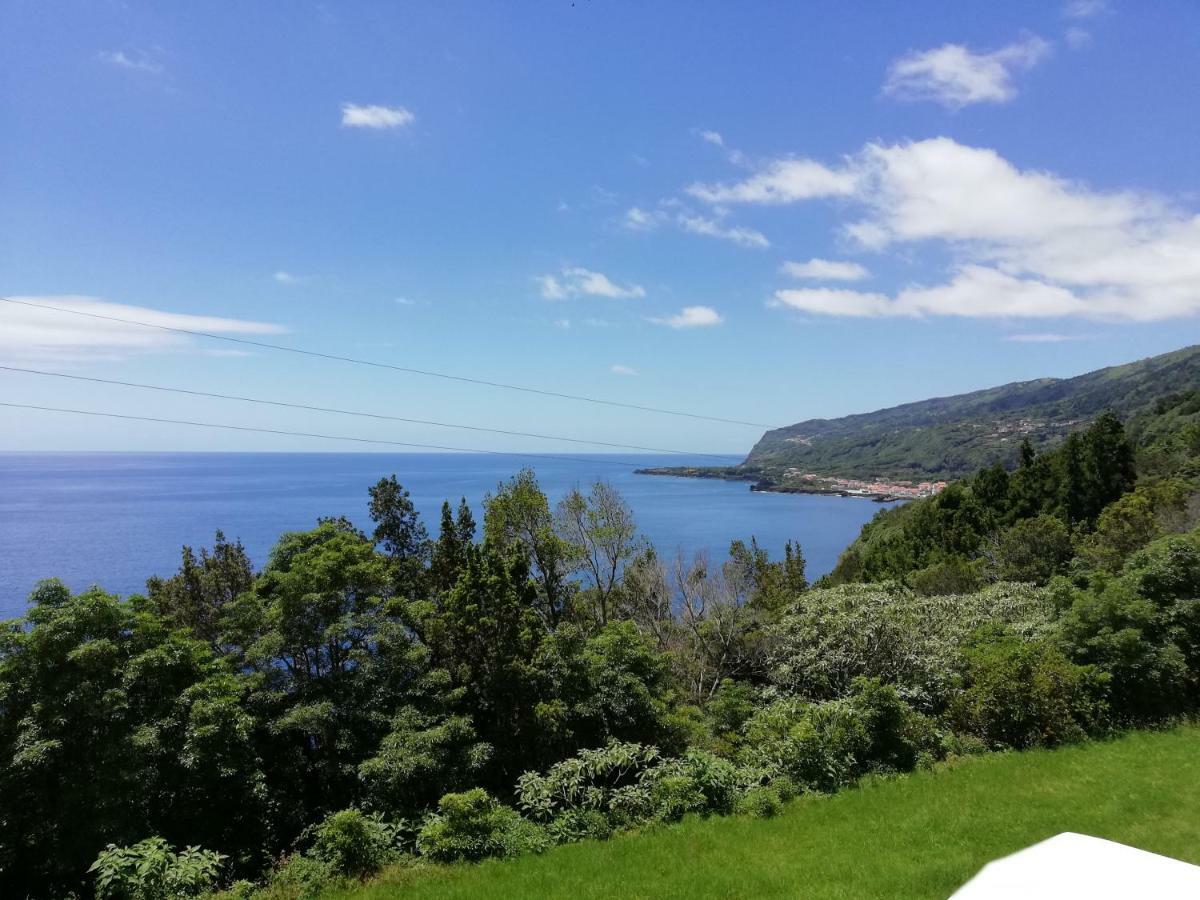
left=0, top=453, right=897, bottom=618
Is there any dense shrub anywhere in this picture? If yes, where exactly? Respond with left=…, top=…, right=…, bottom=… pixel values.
left=734, top=785, right=784, bottom=819
left=1060, top=531, right=1200, bottom=720
left=768, top=583, right=1057, bottom=709
left=948, top=628, right=1108, bottom=749
left=89, top=837, right=224, bottom=900
left=738, top=697, right=870, bottom=792
left=416, top=789, right=547, bottom=862
left=993, top=515, right=1074, bottom=585
left=307, top=808, right=403, bottom=878
left=515, top=741, right=662, bottom=827
left=256, top=854, right=339, bottom=900
left=908, top=557, right=986, bottom=596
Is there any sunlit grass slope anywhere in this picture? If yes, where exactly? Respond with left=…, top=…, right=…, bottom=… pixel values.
left=333, top=725, right=1200, bottom=900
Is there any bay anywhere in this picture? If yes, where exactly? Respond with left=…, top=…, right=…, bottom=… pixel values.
left=0, top=452, right=897, bottom=617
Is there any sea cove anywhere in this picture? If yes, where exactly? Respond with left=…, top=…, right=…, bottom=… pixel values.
left=0, top=452, right=897, bottom=616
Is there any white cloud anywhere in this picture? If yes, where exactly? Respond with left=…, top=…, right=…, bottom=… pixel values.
left=553, top=318, right=571, bottom=329
left=623, top=206, right=666, bottom=232
left=883, top=36, right=1051, bottom=109
left=340, top=103, right=415, bottom=129
left=1065, top=27, right=1093, bottom=49
left=687, top=158, right=859, bottom=205
left=745, top=136, right=1200, bottom=321
left=0, top=296, right=286, bottom=364
left=610, top=364, right=638, bottom=376
left=771, top=287, right=893, bottom=318
left=98, top=49, right=164, bottom=74
left=273, top=271, right=305, bottom=285
left=677, top=215, right=769, bottom=249
left=648, top=305, right=724, bottom=328
left=1063, top=0, right=1108, bottom=18
left=781, top=258, right=870, bottom=281
left=536, top=267, right=645, bottom=300
left=773, top=267, right=1085, bottom=319
left=699, top=130, right=725, bottom=147
left=1004, top=332, right=1092, bottom=343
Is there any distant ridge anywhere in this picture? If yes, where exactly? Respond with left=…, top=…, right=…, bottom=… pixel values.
left=738, top=344, right=1200, bottom=482
left=721, top=344, right=1200, bottom=484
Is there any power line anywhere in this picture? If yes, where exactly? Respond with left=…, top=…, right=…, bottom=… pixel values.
left=0, top=365, right=739, bottom=463
left=0, top=297, right=778, bottom=429
left=0, top=401, right=698, bottom=469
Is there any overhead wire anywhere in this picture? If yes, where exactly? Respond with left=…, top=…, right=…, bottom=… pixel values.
left=0, top=296, right=779, bottom=429
left=0, top=401, right=731, bottom=469
left=0, top=365, right=739, bottom=463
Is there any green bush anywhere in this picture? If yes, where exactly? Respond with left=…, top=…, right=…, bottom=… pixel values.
left=994, top=515, right=1073, bottom=585
left=516, top=741, right=662, bottom=825
left=89, top=837, right=224, bottom=899
left=417, top=789, right=547, bottom=862
left=258, top=854, right=340, bottom=900
left=948, top=627, right=1108, bottom=749
left=847, top=677, right=940, bottom=773
left=544, top=809, right=613, bottom=844
left=908, top=557, right=985, bottom=596
left=769, top=583, right=1058, bottom=710
left=738, top=697, right=870, bottom=792
left=308, top=808, right=402, bottom=878
left=734, top=785, right=783, bottom=819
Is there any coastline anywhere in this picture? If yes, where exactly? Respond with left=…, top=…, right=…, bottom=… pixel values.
left=633, top=466, right=908, bottom=503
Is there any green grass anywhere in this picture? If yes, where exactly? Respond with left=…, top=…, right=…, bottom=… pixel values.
left=330, top=725, right=1200, bottom=900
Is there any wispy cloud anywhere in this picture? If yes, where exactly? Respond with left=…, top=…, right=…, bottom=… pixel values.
left=273, top=271, right=305, bottom=285
left=1063, top=0, right=1108, bottom=19
left=1065, top=27, right=1093, bottom=49
left=883, top=35, right=1051, bottom=109
left=648, top=305, right=723, bottom=328
left=341, top=103, right=415, bottom=129
left=677, top=215, right=769, bottom=249
left=1004, top=332, right=1094, bottom=343
left=687, top=158, right=859, bottom=205
left=698, top=129, right=725, bottom=147
left=98, top=49, right=164, bottom=75
left=623, top=206, right=666, bottom=232
left=781, top=258, right=869, bottom=281
left=610, top=364, right=638, bottom=376
left=0, top=296, right=286, bottom=364
left=537, top=267, right=646, bottom=300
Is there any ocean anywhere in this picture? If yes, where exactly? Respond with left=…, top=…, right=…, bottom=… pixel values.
left=0, top=452, right=897, bottom=618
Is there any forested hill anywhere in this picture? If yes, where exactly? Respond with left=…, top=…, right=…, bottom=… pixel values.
left=739, top=344, right=1200, bottom=482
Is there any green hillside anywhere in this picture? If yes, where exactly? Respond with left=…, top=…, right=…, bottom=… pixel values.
left=738, top=344, right=1200, bottom=483
left=328, top=726, right=1200, bottom=900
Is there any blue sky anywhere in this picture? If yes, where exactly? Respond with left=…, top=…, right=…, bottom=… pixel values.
left=3, top=0, right=1200, bottom=456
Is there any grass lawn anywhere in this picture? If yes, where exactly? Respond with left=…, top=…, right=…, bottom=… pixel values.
left=333, top=725, right=1200, bottom=900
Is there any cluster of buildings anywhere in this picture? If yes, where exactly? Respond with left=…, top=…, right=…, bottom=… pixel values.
left=785, top=470, right=949, bottom=499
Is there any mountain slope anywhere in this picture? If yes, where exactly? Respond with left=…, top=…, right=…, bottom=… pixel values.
left=737, top=344, right=1200, bottom=483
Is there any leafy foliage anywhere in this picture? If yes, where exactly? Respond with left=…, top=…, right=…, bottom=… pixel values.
left=89, top=837, right=224, bottom=899
left=6, top=392, right=1200, bottom=899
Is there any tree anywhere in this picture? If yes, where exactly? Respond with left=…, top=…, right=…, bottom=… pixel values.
left=368, top=475, right=430, bottom=596
left=430, top=499, right=476, bottom=594
left=0, top=583, right=265, bottom=895
left=992, top=514, right=1073, bottom=585
left=227, top=521, right=394, bottom=822
left=483, top=469, right=575, bottom=628
left=555, top=482, right=642, bottom=627
left=145, top=531, right=254, bottom=645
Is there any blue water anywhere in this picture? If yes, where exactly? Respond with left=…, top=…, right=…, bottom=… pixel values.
left=0, top=453, right=897, bottom=618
